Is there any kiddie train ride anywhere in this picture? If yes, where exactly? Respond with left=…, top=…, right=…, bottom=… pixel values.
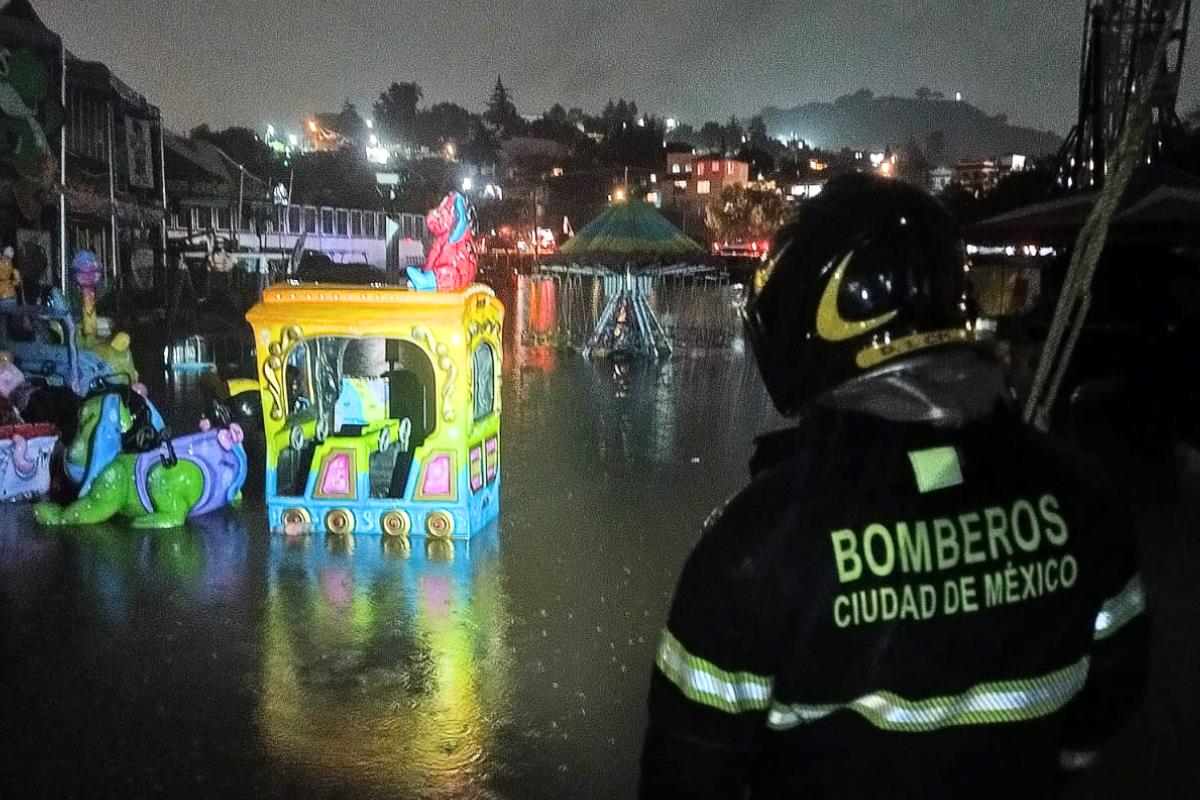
left=244, top=191, right=504, bottom=540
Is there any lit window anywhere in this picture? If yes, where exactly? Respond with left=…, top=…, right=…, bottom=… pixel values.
left=712, top=161, right=720, bottom=172
left=674, top=180, right=688, bottom=189
left=697, top=163, right=705, bottom=176
left=727, top=162, right=734, bottom=175
left=672, top=164, right=681, bottom=174
left=685, top=164, right=692, bottom=173
left=697, top=180, right=711, bottom=195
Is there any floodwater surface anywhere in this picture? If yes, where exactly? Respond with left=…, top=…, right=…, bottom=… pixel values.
left=0, top=340, right=784, bottom=799
left=1, top=301, right=1197, bottom=798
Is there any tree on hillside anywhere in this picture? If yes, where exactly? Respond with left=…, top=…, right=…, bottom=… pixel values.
left=374, top=82, right=423, bottom=143
left=705, top=186, right=790, bottom=244
left=461, top=116, right=502, bottom=166
left=924, top=130, right=948, bottom=166
left=485, top=76, right=523, bottom=137
left=938, top=163, right=1058, bottom=225
left=335, top=101, right=367, bottom=143
left=189, top=125, right=277, bottom=179
left=670, top=122, right=697, bottom=145
left=598, top=116, right=665, bottom=169
left=898, top=136, right=931, bottom=189
left=414, top=102, right=473, bottom=149
left=737, top=145, right=776, bottom=178
left=528, top=114, right=589, bottom=148
left=836, top=88, right=874, bottom=106
left=721, top=116, right=744, bottom=152
left=600, top=99, right=640, bottom=133
left=698, top=121, right=723, bottom=149
left=747, top=115, right=770, bottom=148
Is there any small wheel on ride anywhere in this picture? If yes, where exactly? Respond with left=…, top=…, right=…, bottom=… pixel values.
left=289, top=425, right=305, bottom=452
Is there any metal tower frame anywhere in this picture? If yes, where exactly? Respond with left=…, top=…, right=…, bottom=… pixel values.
left=1059, top=0, right=1192, bottom=189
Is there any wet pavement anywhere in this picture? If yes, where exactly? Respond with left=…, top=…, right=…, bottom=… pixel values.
left=1, top=309, right=1198, bottom=798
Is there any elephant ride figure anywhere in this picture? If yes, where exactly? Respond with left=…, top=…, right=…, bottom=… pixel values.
left=34, top=387, right=248, bottom=529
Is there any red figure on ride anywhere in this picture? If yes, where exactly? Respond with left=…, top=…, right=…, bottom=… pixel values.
left=408, top=192, right=478, bottom=291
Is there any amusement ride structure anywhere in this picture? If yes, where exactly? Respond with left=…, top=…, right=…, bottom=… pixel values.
left=1027, top=0, right=1192, bottom=430
left=1061, top=0, right=1192, bottom=189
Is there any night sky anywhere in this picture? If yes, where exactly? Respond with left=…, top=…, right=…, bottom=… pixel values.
left=38, top=0, right=1200, bottom=137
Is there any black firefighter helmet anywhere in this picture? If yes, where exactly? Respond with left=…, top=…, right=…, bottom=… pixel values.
left=745, top=173, right=978, bottom=416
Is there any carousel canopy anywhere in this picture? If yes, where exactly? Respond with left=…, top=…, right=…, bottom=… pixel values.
left=558, top=199, right=704, bottom=266
left=968, top=164, right=1200, bottom=247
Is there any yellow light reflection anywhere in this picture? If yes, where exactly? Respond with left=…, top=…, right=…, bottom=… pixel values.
left=258, top=532, right=511, bottom=796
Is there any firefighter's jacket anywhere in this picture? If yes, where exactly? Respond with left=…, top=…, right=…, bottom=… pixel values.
left=640, top=404, right=1149, bottom=799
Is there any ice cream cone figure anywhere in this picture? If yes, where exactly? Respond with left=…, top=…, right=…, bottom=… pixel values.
left=71, top=250, right=102, bottom=344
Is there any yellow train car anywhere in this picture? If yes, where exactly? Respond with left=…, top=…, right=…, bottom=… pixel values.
left=245, top=283, right=503, bottom=538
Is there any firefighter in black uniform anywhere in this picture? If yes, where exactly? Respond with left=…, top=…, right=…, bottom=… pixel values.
left=639, top=174, right=1149, bottom=799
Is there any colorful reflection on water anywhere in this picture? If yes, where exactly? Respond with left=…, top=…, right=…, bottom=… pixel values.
left=257, top=528, right=512, bottom=798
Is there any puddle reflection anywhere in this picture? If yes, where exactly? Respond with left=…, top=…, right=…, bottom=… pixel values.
left=259, top=526, right=513, bottom=798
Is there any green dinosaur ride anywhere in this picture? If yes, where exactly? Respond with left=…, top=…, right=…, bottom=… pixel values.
left=34, top=391, right=249, bottom=529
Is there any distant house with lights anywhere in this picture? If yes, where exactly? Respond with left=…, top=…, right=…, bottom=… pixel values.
left=667, top=151, right=697, bottom=177
left=930, top=166, right=955, bottom=193
left=301, top=111, right=360, bottom=152
left=667, top=155, right=751, bottom=198
left=954, top=154, right=1028, bottom=197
